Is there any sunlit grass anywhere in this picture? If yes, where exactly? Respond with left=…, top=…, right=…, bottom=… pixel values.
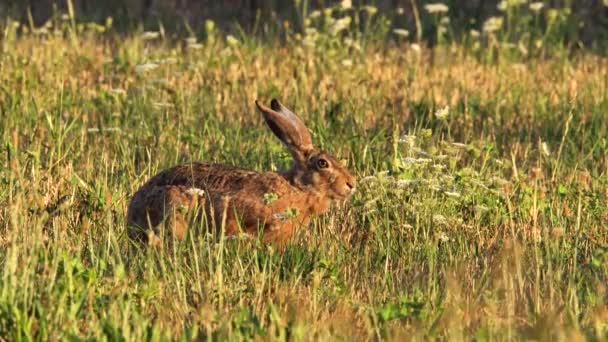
left=0, top=2, right=607, bottom=340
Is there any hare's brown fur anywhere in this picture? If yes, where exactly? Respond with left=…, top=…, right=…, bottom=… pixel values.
left=126, top=99, right=356, bottom=246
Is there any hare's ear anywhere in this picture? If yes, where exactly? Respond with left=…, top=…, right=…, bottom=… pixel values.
left=255, top=99, right=314, bottom=158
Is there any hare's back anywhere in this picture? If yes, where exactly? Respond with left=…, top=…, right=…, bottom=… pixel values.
left=143, top=162, right=290, bottom=194
left=127, top=162, right=295, bottom=237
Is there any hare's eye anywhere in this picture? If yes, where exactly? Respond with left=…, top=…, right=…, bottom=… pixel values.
left=316, top=158, right=329, bottom=169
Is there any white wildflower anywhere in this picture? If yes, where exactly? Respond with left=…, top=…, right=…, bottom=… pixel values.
left=185, top=188, right=206, bottom=196
left=433, top=214, right=448, bottom=225
left=185, top=37, right=197, bottom=45
left=393, top=28, right=410, bottom=37
left=541, top=141, right=551, bottom=157
left=470, top=29, right=480, bottom=38
left=159, top=57, right=177, bottom=65
left=341, top=59, right=353, bottom=67
left=340, top=0, right=352, bottom=9
left=359, top=175, right=378, bottom=184
left=330, top=16, right=352, bottom=35
left=362, top=6, right=378, bottom=15
left=302, top=28, right=318, bottom=47
left=344, top=38, right=361, bottom=51
left=518, top=41, right=529, bottom=55
left=483, top=17, right=503, bottom=33
left=434, top=106, right=449, bottom=120
left=393, top=179, right=415, bottom=188
left=424, top=3, right=449, bottom=14
left=529, top=2, right=544, bottom=12
left=141, top=31, right=160, bottom=40
left=498, top=0, right=527, bottom=10
left=226, top=35, right=239, bottom=47
left=399, top=134, right=416, bottom=147
left=413, top=148, right=430, bottom=156
left=309, top=10, right=321, bottom=18
left=401, top=157, right=417, bottom=165
left=187, top=43, right=203, bottom=50
left=205, top=20, right=215, bottom=32
left=451, top=142, right=468, bottom=149
left=33, top=27, right=49, bottom=35
left=305, top=28, right=319, bottom=37
left=410, top=43, right=421, bottom=53
left=438, top=232, right=450, bottom=242
left=135, top=63, right=159, bottom=74
left=444, top=191, right=461, bottom=198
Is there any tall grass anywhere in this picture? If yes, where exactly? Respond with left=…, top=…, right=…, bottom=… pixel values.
left=0, top=1, right=607, bottom=340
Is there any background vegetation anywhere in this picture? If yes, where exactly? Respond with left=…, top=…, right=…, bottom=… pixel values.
left=0, top=0, right=607, bottom=340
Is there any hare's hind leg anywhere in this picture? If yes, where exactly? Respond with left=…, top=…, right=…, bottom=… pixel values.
left=158, top=186, right=193, bottom=241
left=127, top=185, right=205, bottom=245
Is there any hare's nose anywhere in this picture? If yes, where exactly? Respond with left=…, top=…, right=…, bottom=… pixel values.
left=346, top=181, right=356, bottom=192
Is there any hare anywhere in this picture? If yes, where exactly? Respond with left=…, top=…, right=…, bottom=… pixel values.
left=126, top=99, right=356, bottom=246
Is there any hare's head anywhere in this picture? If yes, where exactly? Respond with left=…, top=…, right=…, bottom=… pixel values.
left=255, top=99, right=356, bottom=200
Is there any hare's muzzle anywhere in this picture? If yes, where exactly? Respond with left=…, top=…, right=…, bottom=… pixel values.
left=344, top=180, right=356, bottom=197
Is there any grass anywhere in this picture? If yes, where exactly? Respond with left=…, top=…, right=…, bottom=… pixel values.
left=0, top=2, right=607, bottom=340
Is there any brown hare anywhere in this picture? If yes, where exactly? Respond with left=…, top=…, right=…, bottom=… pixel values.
left=126, top=99, right=356, bottom=246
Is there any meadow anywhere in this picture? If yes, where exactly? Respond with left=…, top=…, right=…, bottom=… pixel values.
left=0, top=1, right=607, bottom=340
